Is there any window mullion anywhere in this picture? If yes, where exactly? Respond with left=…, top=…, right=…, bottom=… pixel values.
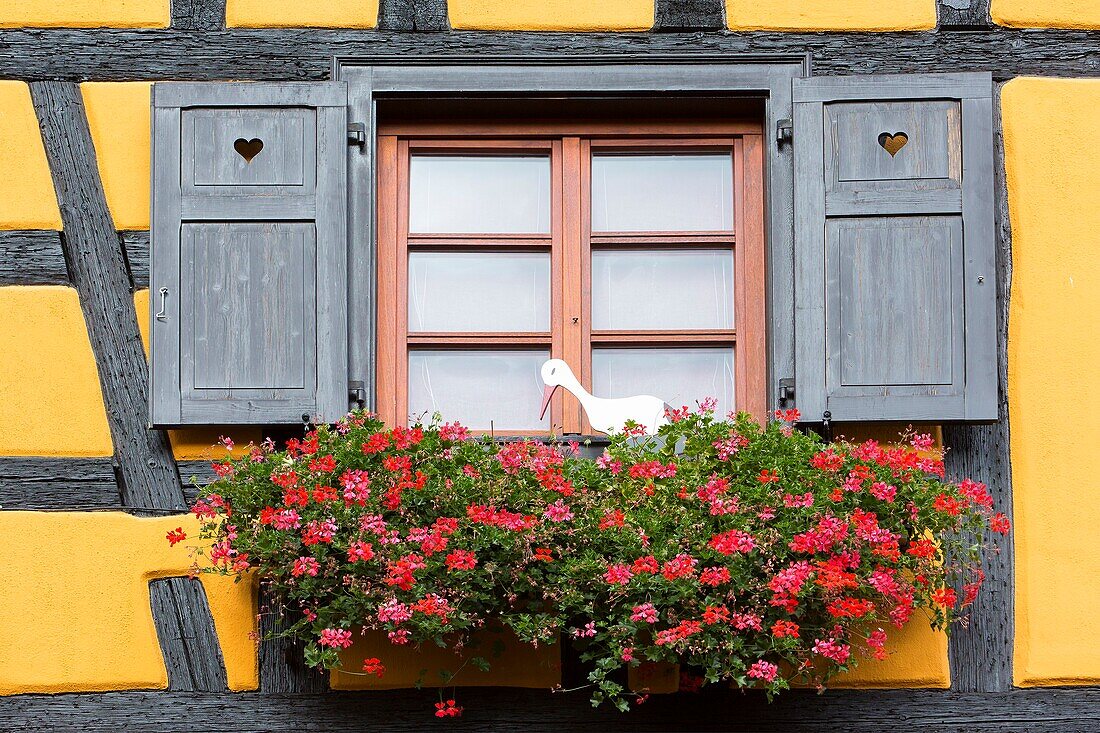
left=560, top=136, right=586, bottom=435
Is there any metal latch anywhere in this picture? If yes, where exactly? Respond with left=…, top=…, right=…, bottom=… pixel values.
left=776, top=118, right=793, bottom=146
left=349, top=380, right=366, bottom=408
left=347, top=122, right=367, bottom=147
left=778, top=377, right=795, bottom=405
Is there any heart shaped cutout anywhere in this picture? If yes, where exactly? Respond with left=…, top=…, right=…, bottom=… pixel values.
left=877, top=132, right=909, bottom=157
left=233, top=137, right=264, bottom=163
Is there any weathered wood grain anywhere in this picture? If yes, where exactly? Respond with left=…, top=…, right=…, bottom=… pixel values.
left=655, top=0, right=724, bottom=31
left=938, top=0, right=991, bottom=29
left=0, top=230, right=68, bottom=285
left=258, top=584, right=329, bottom=692
left=122, top=230, right=150, bottom=288
left=0, top=458, right=217, bottom=510
left=171, top=0, right=226, bottom=30
left=378, top=0, right=449, bottom=31
left=149, top=577, right=229, bottom=691
left=1, top=688, right=1099, bottom=732
left=177, top=459, right=215, bottom=506
left=3, top=29, right=1100, bottom=82
left=30, top=81, right=184, bottom=512
left=943, top=81, right=1014, bottom=693
left=0, top=457, right=119, bottom=509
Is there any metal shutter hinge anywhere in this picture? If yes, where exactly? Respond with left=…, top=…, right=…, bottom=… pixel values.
left=349, top=380, right=366, bottom=408
left=347, top=122, right=367, bottom=147
left=778, top=377, right=795, bottom=405
left=776, top=118, right=793, bottom=146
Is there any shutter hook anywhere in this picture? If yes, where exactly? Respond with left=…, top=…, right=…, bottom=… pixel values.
left=821, top=410, right=833, bottom=443
left=154, top=287, right=169, bottom=322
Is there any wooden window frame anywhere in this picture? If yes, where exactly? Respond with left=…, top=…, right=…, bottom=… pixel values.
left=375, top=118, right=766, bottom=434
left=336, top=56, right=807, bottom=429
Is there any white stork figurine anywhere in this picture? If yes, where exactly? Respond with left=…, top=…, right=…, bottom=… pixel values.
left=538, top=359, right=668, bottom=436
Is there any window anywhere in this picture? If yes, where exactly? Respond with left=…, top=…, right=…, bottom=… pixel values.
left=375, top=117, right=766, bottom=433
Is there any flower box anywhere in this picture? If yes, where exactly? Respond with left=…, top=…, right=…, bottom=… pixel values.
left=185, top=406, right=1008, bottom=716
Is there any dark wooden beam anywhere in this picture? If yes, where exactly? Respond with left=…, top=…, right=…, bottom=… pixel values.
left=0, top=230, right=68, bottom=285
left=378, top=0, right=449, bottom=31
left=0, top=457, right=119, bottom=509
left=178, top=459, right=215, bottom=505
left=0, top=458, right=220, bottom=510
left=654, top=0, right=725, bottom=31
left=258, top=585, right=329, bottom=692
left=0, top=458, right=239, bottom=511
left=171, top=0, right=226, bottom=30
left=30, top=81, right=183, bottom=512
left=121, top=230, right=149, bottom=289
left=149, top=577, right=229, bottom=691
left=937, top=0, right=991, bottom=30
left=3, top=29, right=1100, bottom=82
left=2, top=688, right=1099, bottom=731
left=943, top=81, right=1015, bottom=693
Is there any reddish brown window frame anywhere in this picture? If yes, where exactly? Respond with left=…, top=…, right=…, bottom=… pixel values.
left=376, top=118, right=766, bottom=434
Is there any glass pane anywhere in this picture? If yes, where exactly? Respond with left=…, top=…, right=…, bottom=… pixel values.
left=591, top=154, right=733, bottom=232
left=409, top=156, right=551, bottom=234
left=409, top=350, right=550, bottom=430
left=592, top=249, right=734, bottom=330
left=408, top=252, right=550, bottom=332
left=592, top=348, right=734, bottom=415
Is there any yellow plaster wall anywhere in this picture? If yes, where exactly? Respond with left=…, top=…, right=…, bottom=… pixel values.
left=226, top=0, right=377, bottom=28
left=0, top=81, right=61, bottom=230
left=81, top=82, right=152, bottom=231
left=726, top=0, right=935, bottom=30
left=448, top=0, right=653, bottom=30
left=133, top=289, right=261, bottom=459
left=0, top=512, right=257, bottom=694
left=0, top=287, right=112, bottom=457
left=1004, top=77, right=1100, bottom=686
left=0, top=0, right=168, bottom=28
left=993, top=0, right=1100, bottom=28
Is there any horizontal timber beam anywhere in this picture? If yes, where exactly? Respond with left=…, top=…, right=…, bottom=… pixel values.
left=0, top=457, right=119, bottom=509
left=0, top=458, right=210, bottom=511
left=1, top=29, right=1100, bottom=81
left=1, top=688, right=1099, bottom=732
left=0, top=231, right=68, bottom=285
left=122, top=231, right=149, bottom=289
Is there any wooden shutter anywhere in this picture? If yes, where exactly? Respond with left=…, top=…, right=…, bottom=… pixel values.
left=792, top=73, right=997, bottom=422
left=150, top=83, right=348, bottom=426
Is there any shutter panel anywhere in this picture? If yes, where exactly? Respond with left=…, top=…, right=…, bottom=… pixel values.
left=792, top=73, right=997, bottom=422
left=150, top=83, right=349, bottom=426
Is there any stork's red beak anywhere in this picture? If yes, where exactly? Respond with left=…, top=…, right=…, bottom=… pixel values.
left=539, top=384, right=558, bottom=420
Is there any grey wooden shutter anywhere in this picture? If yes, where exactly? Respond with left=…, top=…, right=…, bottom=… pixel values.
left=150, top=83, right=349, bottom=426
left=792, top=72, right=997, bottom=422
